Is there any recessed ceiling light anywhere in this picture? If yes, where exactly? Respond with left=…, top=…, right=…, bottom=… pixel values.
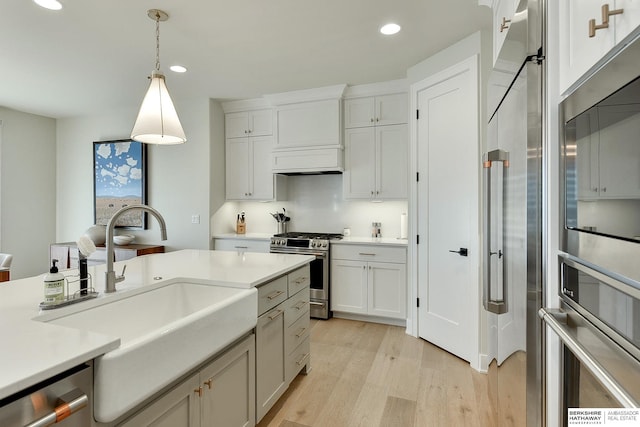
left=380, top=23, right=401, bottom=35
left=170, top=65, right=187, bottom=73
left=33, top=0, right=62, bottom=10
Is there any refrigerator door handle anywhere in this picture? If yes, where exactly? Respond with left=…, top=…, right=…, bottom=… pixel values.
left=483, top=149, right=508, bottom=314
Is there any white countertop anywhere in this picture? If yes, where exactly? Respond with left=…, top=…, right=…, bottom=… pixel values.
left=0, top=249, right=314, bottom=400
left=334, top=236, right=408, bottom=246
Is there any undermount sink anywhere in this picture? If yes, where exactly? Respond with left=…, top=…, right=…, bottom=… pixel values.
left=39, top=281, right=258, bottom=423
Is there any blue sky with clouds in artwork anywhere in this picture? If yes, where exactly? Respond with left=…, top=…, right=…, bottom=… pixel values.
left=94, top=141, right=143, bottom=198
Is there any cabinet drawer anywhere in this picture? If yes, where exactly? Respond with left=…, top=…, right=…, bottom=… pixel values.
left=285, top=312, right=310, bottom=356
left=331, top=244, right=406, bottom=263
left=257, top=276, right=288, bottom=316
left=286, top=336, right=310, bottom=384
left=288, top=265, right=310, bottom=296
left=214, top=238, right=270, bottom=253
left=285, top=286, right=310, bottom=327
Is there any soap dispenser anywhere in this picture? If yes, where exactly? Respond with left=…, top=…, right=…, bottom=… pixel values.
left=43, top=259, right=65, bottom=305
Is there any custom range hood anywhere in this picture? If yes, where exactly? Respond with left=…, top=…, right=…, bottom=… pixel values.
left=265, top=84, right=347, bottom=175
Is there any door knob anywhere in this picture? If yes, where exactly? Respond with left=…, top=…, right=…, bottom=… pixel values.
left=449, top=248, right=468, bottom=257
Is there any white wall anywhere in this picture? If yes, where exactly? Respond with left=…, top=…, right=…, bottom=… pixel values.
left=0, top=107, right=56, bottom=279
left=212, top=174, right=408, bottom=239
left=56, top=96, right=214, bottom=251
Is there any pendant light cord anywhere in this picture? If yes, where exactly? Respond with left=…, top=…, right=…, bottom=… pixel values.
left=155, top=12, right=161, bottom=72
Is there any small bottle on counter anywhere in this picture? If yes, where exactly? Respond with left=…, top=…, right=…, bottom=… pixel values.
left=43, top=259, right=65, bottom=305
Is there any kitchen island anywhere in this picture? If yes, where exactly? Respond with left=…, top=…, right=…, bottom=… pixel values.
left=0, top=249, right=314, bottom=425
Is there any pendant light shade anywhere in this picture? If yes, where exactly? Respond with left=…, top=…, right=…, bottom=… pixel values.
left=131, top=9, right=186, bottom=145
left=131, top=70, right=186, bottom=145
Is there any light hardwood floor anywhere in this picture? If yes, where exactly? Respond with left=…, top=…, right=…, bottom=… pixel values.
left=257, top=318, right=499, bottom=427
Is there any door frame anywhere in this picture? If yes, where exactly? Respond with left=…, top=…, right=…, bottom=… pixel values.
left=407, top=54, right=483, bottom=372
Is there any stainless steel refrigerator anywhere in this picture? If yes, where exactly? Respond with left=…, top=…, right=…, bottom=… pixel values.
left=484, top=0, right=545, bottom=425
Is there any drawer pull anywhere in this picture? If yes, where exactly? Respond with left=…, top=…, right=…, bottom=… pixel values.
left=234, top=246, right=248, bottom=249
left=194, top=387, right=203, bottom=397
left=204, top=379, right=213, bottom=389
left=294, top=301, right=308, bottom=310
left=294, top=277, right=308, bottom=284
left=268, top=309, right=284, bottom=321
left=266, top=290, right=285, bottom=300
left=358, top=252, right=376, bottom=256
left=296, top=353, right=310, bottom=365
left=295, top=327, right=307, bottom=338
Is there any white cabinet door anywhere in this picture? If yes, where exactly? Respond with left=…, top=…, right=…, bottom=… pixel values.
left=248, top=109, right=273, bottom=136
left=331, top=259, right=368, bottom=314
left=120, top=373, right=201, bottom=427
left=343, top=127, right=376, bottom=199
left=250, top=136, right=275, bottom=200
left=274, top=100, right=341, bottom=149
left=375, top=93, right=408, bottom=126
left=344, top=97, right=376, bottom=128
left=225, top=138, right=250, bottom=200
left=344, top=94, right=408, bottom=128
left=200, top=335, right=255, bottom=427
left=493, top=0, right=518, bottom=64
left=376, top=124, right=408, bottom=199
left=226, top=112, right=251, bottom=139
left=368, top=261, right=406, bottom=319
left=226, top=110, right=272, bottom=138
left=559, top=0, right=640, bottom=93
left=256, top=306, right=287, bottom=422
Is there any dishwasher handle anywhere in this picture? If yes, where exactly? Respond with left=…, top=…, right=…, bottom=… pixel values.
left=26, top=390, right=88, bottom=427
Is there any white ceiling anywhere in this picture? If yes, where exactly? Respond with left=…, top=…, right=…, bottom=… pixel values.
left=1, top=0, right=491, bottom=119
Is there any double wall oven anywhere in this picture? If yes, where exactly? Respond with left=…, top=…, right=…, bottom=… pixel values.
left=270, top=232, right=342, bottom=319
left=540, top=31, right=640, bottom=421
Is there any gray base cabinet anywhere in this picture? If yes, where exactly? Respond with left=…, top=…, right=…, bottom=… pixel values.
left=118, top=333, right=255, bottom=427
left=256, top=265, right=311, bottom=423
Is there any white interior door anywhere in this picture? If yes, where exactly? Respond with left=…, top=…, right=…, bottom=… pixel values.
left=417, top=56, right=480, bottom=365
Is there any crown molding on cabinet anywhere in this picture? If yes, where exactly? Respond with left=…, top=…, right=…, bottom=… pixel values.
left=221, top=98, right=272, bottom=113
left=342, top=79, right=409, bottom=99
left=264, top=84, right=347, bottom=106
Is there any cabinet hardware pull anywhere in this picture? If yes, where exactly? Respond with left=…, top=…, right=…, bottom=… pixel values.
left=294, top=301, right=307, bottom=310
left=500, top=16, right=511, bottom=32
left=371, top=191, right=375, bottom=195
left=204, top=379, right=213, bottom=389
left=268, top=309, right=284, bottom=321
left=376, top=117, right=379, bottom=122
left=234, top=246, right=248, bottom=249
left=359, top=252, right=376, bottom=256
left=296, top=353, right=310, bottom=365
left=370, top=118, right=374, bottom=123
left=295, top=277, right=308, bottom=284
left=194, top=387, right=203, bottom=397
left=295, top=327, right=307, bottom=338
left=589, top=4, right=623, bottom=37
left=267, top=290, right=284, bottom=300
left=244, top=130, right=248, bottom=134
left=602, top=187, right=607, bottom=192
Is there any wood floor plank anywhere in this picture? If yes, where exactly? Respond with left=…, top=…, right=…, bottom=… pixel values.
left=379, top=396, right=417, bottom=427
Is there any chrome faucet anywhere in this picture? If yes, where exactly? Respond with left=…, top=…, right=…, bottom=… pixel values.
left=104, top=204, right=167, bottom=293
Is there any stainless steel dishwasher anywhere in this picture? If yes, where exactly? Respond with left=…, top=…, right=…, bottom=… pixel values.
left=0, top=363, right=92, bottom=426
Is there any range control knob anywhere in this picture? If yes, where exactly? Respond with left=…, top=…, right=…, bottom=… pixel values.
left=321, top=241, right=328, bottom=248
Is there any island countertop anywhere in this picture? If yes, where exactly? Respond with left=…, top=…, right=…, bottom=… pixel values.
left=0, top=249, right=314, bottom=401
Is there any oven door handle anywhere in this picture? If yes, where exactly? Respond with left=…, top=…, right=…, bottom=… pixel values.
left=539, top=307, right=639, bottom=408
left=270, top=250, right=326, bottom=258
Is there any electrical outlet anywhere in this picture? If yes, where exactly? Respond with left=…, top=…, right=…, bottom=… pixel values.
left=191, top=214, right=200, bottom=224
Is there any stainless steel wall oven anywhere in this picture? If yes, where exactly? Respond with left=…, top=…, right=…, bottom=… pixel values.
left=542, top=30, right=640, bottom=420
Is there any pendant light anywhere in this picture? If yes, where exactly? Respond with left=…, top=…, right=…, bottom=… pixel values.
left=131, top=9, right=186, bottom=145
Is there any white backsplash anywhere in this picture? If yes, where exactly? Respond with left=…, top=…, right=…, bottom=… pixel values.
left=212, top=174, right=408, bottom=238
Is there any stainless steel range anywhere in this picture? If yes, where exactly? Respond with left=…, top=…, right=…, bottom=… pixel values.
left=270, top=232, right=342, bottom=319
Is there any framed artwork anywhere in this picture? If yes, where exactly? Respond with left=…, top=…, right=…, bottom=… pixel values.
left=93, top=139, right=147, bottom=228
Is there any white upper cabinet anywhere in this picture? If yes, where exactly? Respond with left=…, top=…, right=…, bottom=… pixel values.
left=343, top=124, right=408, bottom=200
left=343, top=88, right=408, bottom=201
left=492, top=0, right=519, bottom=64
left=559, top=0, right=640, bottom=94
left=344, top=93, right=408, bottom=128
left=225, top=110, right=273, bottom=139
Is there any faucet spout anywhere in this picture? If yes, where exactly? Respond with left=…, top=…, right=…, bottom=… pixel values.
left=104, top=204, right=167, bottom=293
